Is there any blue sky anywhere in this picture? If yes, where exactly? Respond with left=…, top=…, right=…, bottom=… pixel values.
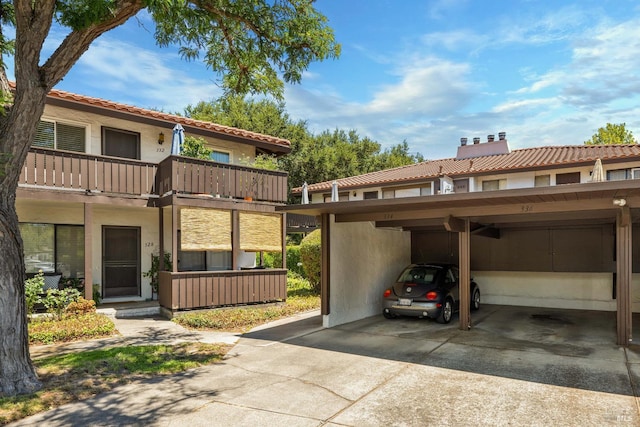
left=14, top=0, right=640, bottom=159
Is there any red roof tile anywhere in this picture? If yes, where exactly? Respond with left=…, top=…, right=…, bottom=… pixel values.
left=46, top=87, right=291, bottom=150
left=298, top=144, right=640, bottom=193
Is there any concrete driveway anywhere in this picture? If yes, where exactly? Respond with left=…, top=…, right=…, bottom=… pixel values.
left=12, top=305, right=640, bottom=426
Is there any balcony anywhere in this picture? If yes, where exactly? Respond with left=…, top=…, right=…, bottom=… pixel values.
left=156, top=155, right=288, bottom=203
left=19, top=148, right=288, bottom=203
left=20, top=147, right=158, bottom=195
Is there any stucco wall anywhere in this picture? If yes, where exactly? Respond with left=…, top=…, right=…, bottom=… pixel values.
left=42, top=104, right=255, bottom=164
left=471, top=271, right=640, bottom=312
left=324, top=218, right=411, bottom=327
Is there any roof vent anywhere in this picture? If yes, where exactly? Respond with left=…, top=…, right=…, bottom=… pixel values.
left=487, top=134, right=495, bottom=142
left=460, top=137, right=468, bottom=146
left=473, top=137, right=480, bottom=144
left=498, top=131, right=506, bottom=141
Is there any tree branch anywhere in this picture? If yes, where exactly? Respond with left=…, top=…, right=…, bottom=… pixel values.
left=40, top=0, right=144, bottom=89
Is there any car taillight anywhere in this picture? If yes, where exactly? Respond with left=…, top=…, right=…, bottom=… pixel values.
left=383, top=289, right=392, bottom=298
left=426, top=291, right=438, bottom=300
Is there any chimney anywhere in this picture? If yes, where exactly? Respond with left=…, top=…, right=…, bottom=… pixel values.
left=456, top=131, right=511, bottom=159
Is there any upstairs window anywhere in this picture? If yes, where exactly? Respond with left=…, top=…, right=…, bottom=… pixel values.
left=102, top=127, right=140, bottom=160
left=211, top=150, right=230, bottom=163
left=607, top=169, right=631, bottom=181
left=363, top=191, right=378, bottom=200
left=556, top=172, right=580, bottom=185
left=482, top=179, right=506, bottom=191
left=534, top=175, right=551, bottom=187
left=34, top=120, right=86, bottom=153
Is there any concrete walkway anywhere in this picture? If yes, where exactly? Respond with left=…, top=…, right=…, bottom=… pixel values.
left=14, top=306, right=640, bottom=426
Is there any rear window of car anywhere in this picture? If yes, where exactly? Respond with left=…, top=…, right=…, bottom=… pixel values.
left=397, top=267, right=439, bottom=284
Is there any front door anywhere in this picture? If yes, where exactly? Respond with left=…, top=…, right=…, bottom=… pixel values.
left=102, top=226, right=140, bottom=297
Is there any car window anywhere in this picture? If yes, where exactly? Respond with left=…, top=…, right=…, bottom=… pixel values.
left=451, top=267, right=459, bottom=282
left=444, top=269, right=456, bottom=284
left=397, top=267, right=437, bottom=285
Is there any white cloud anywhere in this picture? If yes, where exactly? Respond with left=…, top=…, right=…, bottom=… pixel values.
left=366, top=58, right=472, bottom=116
left=73, top=37, right=222, bottom=112
left=491, top=97, right=557, bottom=114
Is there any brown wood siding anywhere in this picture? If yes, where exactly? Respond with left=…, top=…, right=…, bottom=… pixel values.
left=158, top=269, right=287, bottom=310
left=20, top=148, right=287, bottom=202
left=20, top=147, right=157, bottom=195
left=156, top=156, right=287, bottom=203
left=413, top=225, right=615, bottom=272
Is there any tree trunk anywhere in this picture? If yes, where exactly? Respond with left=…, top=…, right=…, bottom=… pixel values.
left=0, top=85, right=49, bottom=396
left=0, top=194, right=41, bottom=396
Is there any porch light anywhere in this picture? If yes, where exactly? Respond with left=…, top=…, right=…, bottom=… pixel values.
left=157, top=132, right=165, bottom=145
left=613, top=197, right=627, bottom=207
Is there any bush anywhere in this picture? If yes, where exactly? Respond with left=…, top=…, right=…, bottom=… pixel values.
left=261, top=246, right=304, bottom=276
left=25, top=272, right=44, bottom=315
left=65, top=297, right=96, bottom=316
left=29, top=313, right=115, bottom=345
left=144, top=252, right=172, bottom=295
left=300, top=229, right=321, bottom=292
left=42, top=288, right=81, bottom=320
left=286, top=246, right=304, bottom=276
left=59, top=277, right=84, bottom=293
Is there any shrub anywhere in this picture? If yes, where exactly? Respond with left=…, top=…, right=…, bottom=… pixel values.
left=300, top=229, right=321, bottom=292
left=59, top=277, right=84, bottom=293
left=65, top=297, right=96, bottom=316
left=261, top=246, right=304, bottom=276
left=29, top=313, right=116, bottom=345
left=144, top=252, right=172, bottom=295
left=25, top=272, right=44, bottom=315
left=286, top=246, right=304, bottom=276
left=42, top=288, right=81, bottom=320
left=93, top=284, right=102, bottom=305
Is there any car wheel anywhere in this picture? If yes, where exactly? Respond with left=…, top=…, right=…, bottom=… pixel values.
left=471, top=287, right=480, bottom=311
left=383, top=310, right=397, bottom=319
left=437, top=298, right=453, bottom=324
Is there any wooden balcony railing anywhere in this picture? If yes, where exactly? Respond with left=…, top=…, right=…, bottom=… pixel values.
left=158, top=269, right=287, bottom=311
left=156, top=156, right=288, bottom=203
left=20, top=147, right=158, bottom=195
left=19, top=149, right=288, bottom=203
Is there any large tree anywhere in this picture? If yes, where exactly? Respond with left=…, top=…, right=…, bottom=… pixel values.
left=584, top=123, right=637, bottom=145
left=0, top=0, right=338, bottom=396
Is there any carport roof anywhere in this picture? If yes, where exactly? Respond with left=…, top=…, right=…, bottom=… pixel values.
left=279, top=179, right=640, bottom=228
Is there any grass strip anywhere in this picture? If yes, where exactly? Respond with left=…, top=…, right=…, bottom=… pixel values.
left=0, top=343, right=229, bottom=425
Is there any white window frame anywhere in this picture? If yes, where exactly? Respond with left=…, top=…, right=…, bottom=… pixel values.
left=35, top=118, right=89, bottom=153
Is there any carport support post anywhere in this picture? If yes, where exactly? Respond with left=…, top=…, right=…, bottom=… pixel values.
left=321, top=213, right=331, bottom=316
left=459, top=217, right=471, bottom=330
left=616, top=207, right=632, bottom=346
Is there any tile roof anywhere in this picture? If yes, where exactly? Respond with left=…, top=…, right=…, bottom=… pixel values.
left=298, top=144, right=640, bottom=193
left=46, top=87, right=291, bottom=150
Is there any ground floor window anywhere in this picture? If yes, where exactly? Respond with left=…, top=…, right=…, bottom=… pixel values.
left=20, top=223, right=84, bottom=278
left=177, top=230, right=233, bottom=271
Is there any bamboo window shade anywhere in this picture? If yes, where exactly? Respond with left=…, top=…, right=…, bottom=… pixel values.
left=180, top=208, right=231, bottom=251
left=239, top=212, right=282, bottom=252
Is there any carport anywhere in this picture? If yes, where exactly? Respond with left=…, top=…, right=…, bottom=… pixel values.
left=279, top=179, right=640, bottom=346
